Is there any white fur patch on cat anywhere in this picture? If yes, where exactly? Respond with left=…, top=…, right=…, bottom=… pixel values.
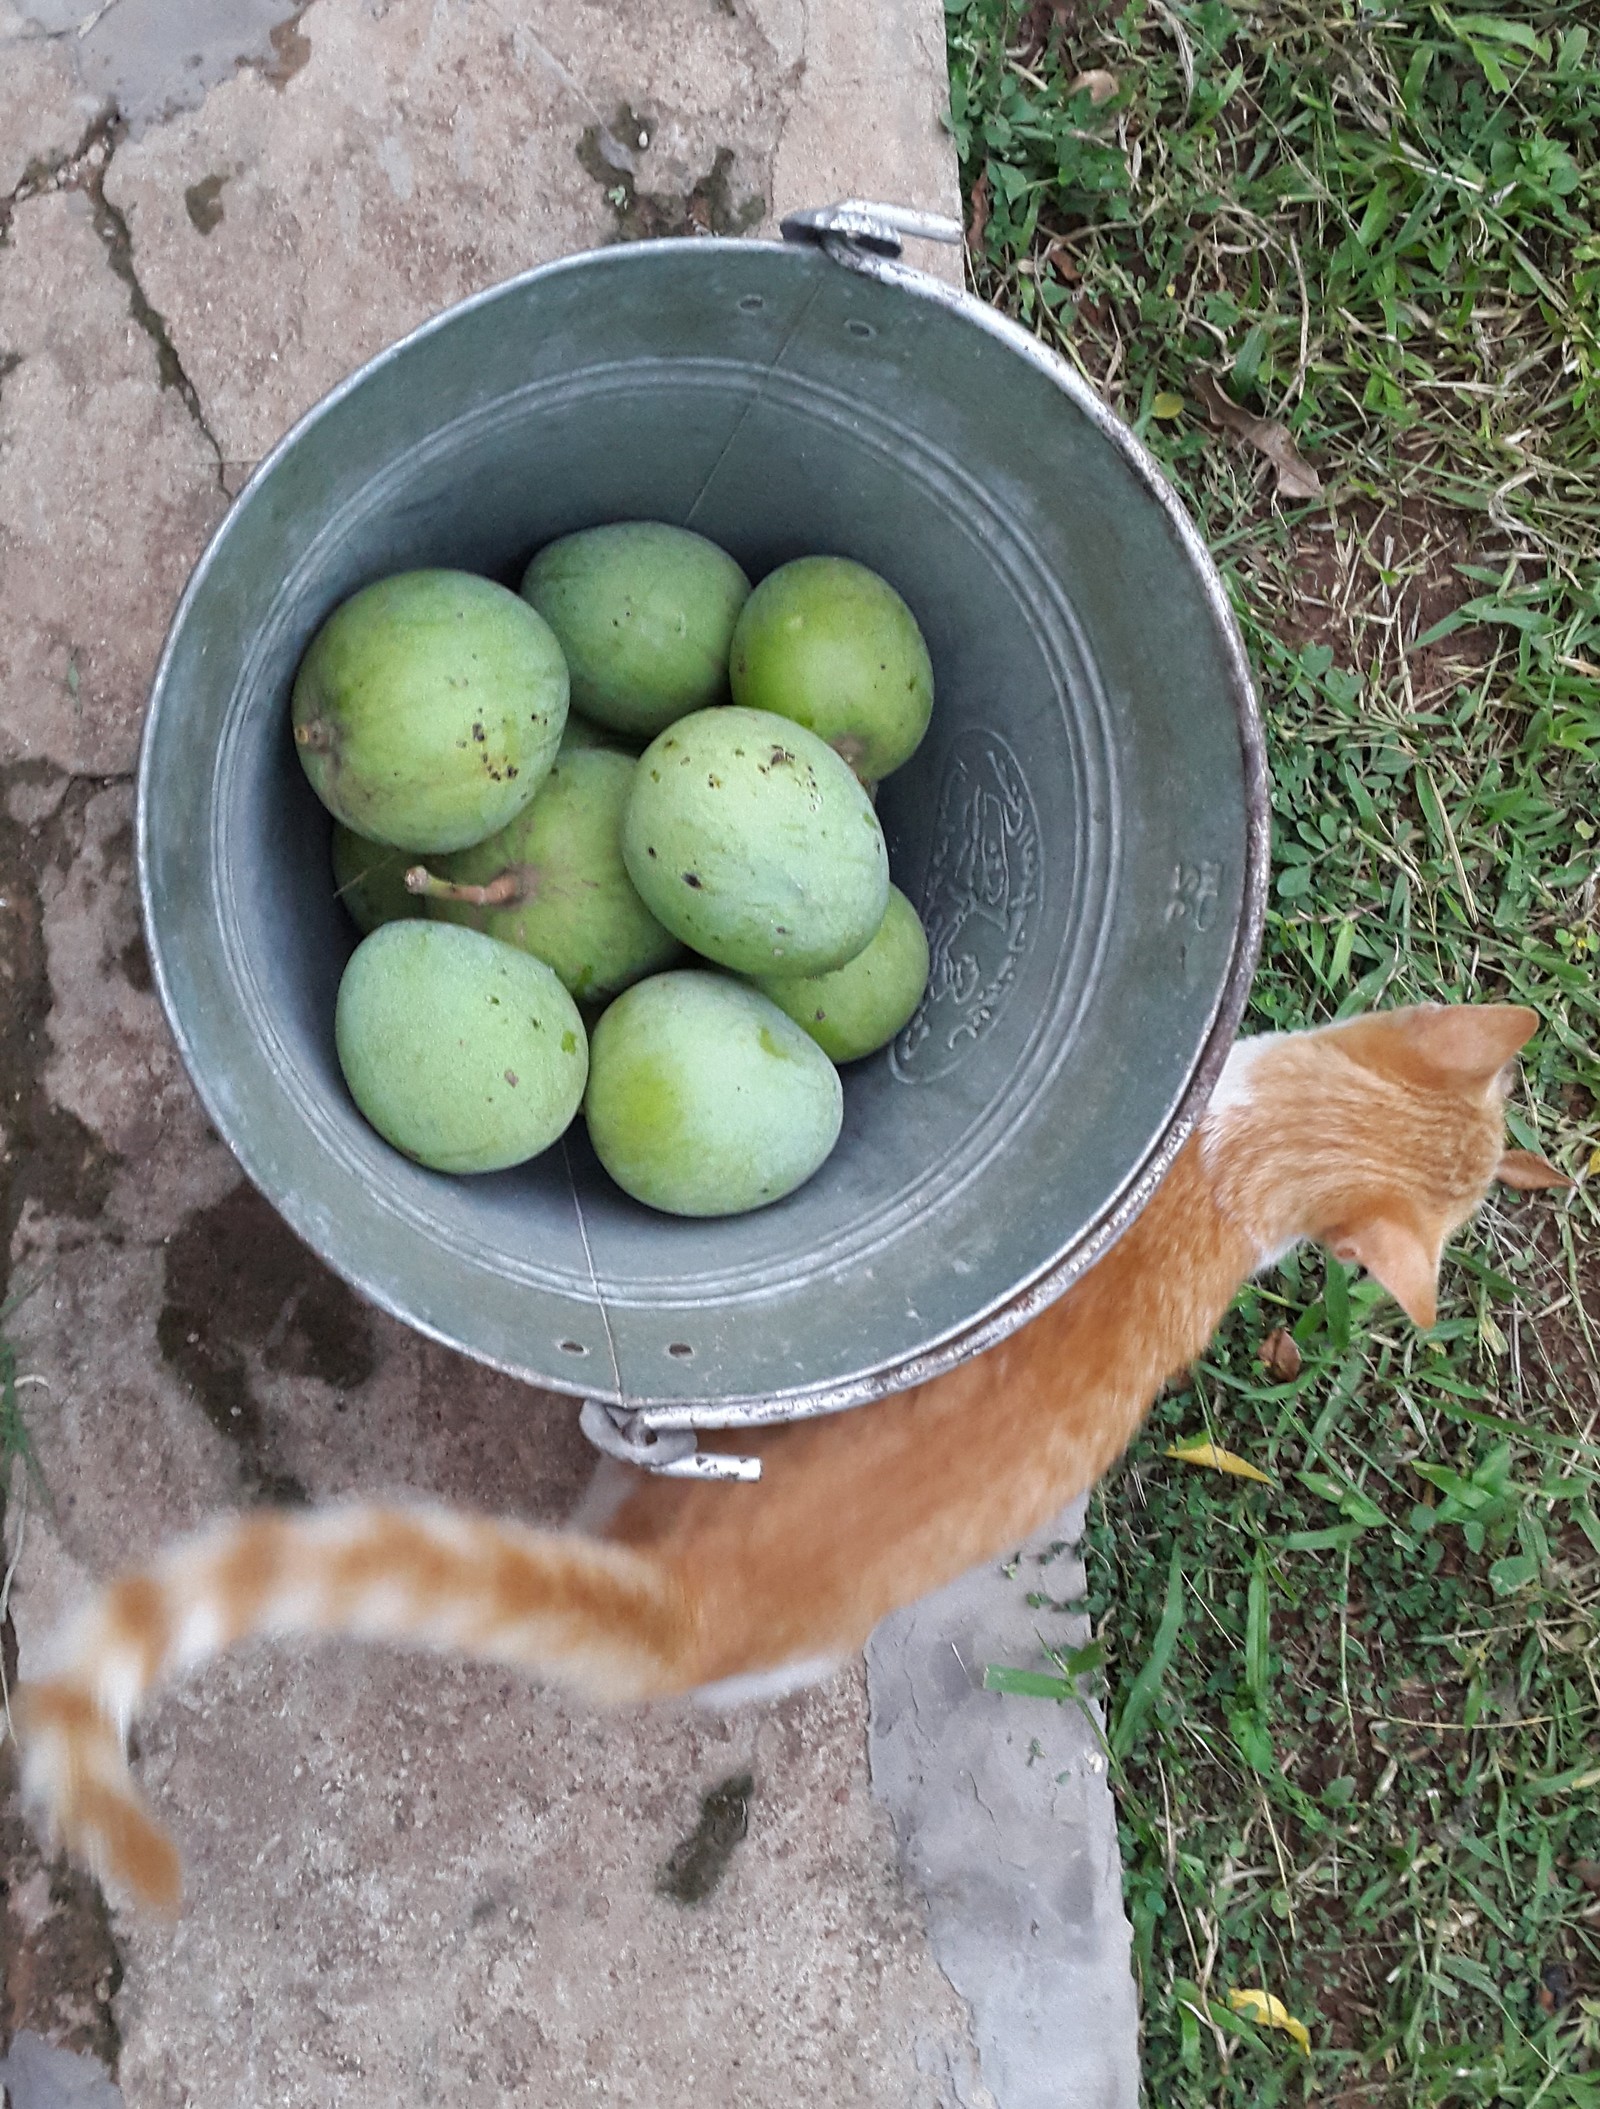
left=1202, top=1031, right=1301, bottom=1270
left=1203, top=1030, right=1281, bottom=1130
left=691, top=1655, right=842, bottom=1710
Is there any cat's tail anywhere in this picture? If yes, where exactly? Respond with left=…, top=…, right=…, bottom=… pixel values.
left=14, top=1502, right=697, bottom=1913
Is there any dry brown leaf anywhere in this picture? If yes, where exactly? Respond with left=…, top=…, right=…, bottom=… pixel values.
left=967, top=170, right=990, bottom=254
left=1193, top=371, right=1323, bottom=501
left=1067, top=68, right=1120, bottom=104
left=1259, top=1328, right=1302, bottom=1382
left=1574, top=1859, right=1600, bottom=1899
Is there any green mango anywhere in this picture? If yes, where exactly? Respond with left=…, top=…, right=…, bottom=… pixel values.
left=729, top=555, right=934, bottom=781
left=584, top=971, right=843, bottom=1216
left=752, top=885, right=930, bottom=1062
left=622, top=707, right=889, bottom=976
left=335, top=922, right=587, bottom=1174
left=407, top=748, right=683, bottom=1003
left=292, top=569, right=569, bottom=853
left=520, top=522, right=749, bottom=739
left=330, top=824, right=427, bottom=934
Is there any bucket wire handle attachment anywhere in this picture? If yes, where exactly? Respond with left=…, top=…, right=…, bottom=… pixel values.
left=780, top=200, right=963, bottom=264
left=579, top=1400, right=762, bottom=1483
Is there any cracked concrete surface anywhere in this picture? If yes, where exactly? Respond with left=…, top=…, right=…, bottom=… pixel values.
left=0, top=165, right=226, bottom=775
left=0, top=1, right=1135, bottom=2103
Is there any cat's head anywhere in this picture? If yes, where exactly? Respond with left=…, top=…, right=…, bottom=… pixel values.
left=1209, top=1004, right=1570, bottom=1327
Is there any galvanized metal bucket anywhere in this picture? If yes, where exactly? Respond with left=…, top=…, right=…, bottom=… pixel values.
left=138, top=204, right=1267, bottom=1476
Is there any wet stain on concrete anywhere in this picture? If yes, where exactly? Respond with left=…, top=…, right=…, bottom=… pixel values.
left=98, top=815, right=135, bottom=884
left=0, top=762, right=131, bottom=2064
left=0, top=767, right=121, bottom=1284
left=157, top=1182, right=377, bottom=1504
left=183, top=172, right=227, bottom=233
left=578, top=110, right=763, bottom=242
left=253, top=9, right=313, bottom=90
left=118, top=930, right=153, bottom=993
left=656, top=1771, right=754, bottom=1904
left=156, top=1298, right=308, bottom=1505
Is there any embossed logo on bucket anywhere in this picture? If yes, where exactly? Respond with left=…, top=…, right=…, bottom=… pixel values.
left=892, top=728, right=1042, bottom=1082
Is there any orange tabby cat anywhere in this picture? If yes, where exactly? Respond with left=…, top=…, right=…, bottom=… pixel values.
left=13, top=1002, right=1567, bottom=1912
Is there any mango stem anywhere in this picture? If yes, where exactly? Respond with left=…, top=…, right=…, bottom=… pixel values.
left=403, top=866, right=523, bottom=907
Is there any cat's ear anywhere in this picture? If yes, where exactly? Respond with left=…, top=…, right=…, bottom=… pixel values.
left=1328, top=1216, right=1440, bottom=1329
left=1377, top=1005, right=1539, bottom=1087
left=1332, top=1004, right=1538, bottom=1090
left=1496, top=1149, right=1573, bottom=1191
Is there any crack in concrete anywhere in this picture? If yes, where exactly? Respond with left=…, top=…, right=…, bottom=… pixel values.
left=0, top=106, right=230, bottom=493
left=75, top=120, right=230, bottom=495
left=0, top=103, right=113, bottom=236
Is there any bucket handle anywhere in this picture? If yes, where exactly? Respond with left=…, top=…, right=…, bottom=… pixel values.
left=780, top=200, right=962, bottom=263
left=580, top=1399, right=762, bottom=1482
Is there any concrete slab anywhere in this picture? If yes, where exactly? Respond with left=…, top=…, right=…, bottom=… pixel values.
left=6, top=1142, right=992, bottom=2108
left=109, top=1664, right=995, bottom=2107
left=0, top=0, right=1135, bottom=2102
left=869, top=1502, right=1140, bottom=2109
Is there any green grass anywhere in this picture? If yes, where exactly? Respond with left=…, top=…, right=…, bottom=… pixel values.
left=0, top=1293, right=45, bottom=1507
left=945, top=0, right=1600, bottom=2098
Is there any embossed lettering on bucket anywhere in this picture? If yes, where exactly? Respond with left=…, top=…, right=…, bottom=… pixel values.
left=893, top=728, right=1043, bottom=1086
left=137, top=235, right=1267, bottom=1431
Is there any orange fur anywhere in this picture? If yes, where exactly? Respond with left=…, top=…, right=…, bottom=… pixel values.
left=14, top=1003, right=1562, bottom=1910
